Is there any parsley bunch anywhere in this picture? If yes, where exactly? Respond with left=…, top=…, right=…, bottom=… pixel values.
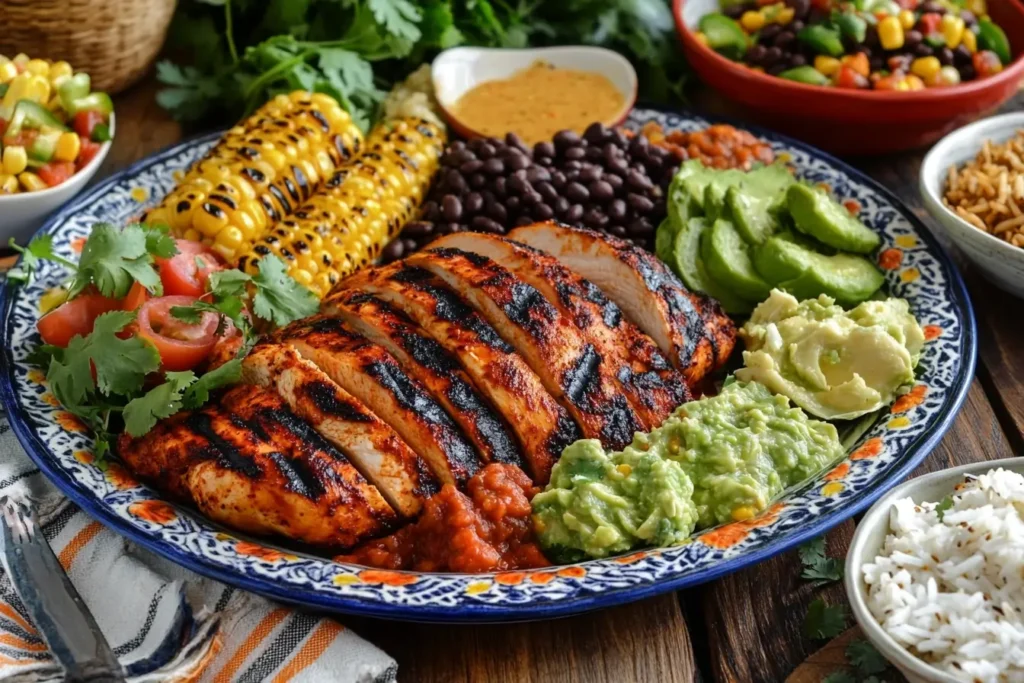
left=157, top=0, right=690, bottom=130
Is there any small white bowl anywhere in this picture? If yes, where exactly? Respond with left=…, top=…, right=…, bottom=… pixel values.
left=0, top=114, right=114, bottom=245
left=845, top=456, right=1024, bottom=683
left=920, top=112, right=1024, bottom=299
left=431, top=46, right=638, bottom=140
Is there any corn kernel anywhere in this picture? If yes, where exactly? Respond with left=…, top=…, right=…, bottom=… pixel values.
left=2, top=146, right=27, bottom=175
left=898, top=9, right=916, bottom=29
left=0, top=174, right=17, bottom=194
left=693, top=29, right=708, bottom=45
left=814, top=55, right=842, bottom=76
left=616, top=463, right=633, bottom=476
left=911, top=55, right=942, bottom=80
left=23, top=74, right=50, bottom=103
left=0, top=61, right=17, bottom=84
left=967, top=0, right=986, bottom=15
left=878, top=16, right=905, bottom=49
left=741, top=10, right=766, bottom=31
left=18, top=172, right=47, bottom=192
left=24, top=59, right=49, bottom=77
left=12, top=54, right=29, bottom=67
left=936, top=65, right=961, bottom=86
left=775, top=6, right=795, bottom=23
left=961, top=27, right=977, bottom=53
left=54, top=132, right=81, bottom=162
left=941, top=14, right=965, bottom=48
left=48, top=61, right=73, bottom=82
left=905, top=73, right=926, bottom=89
left=732, top=506, right=757, bottom=522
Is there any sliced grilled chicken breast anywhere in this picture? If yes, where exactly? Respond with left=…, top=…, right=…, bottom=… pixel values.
left=242, top=343, right=436, bottom=516
left=322, top=290, right=524, bottom=469
left=406, top=247, right=644, bottom=449
left=429, top=232, right=690, bottom=428
left=508, top=222, right=736, bottom=385
left=271, top=315, right=481, bottom=487
left=328, top=264, right=577, bottom=483
left=117, top=396, right=397, bottom=549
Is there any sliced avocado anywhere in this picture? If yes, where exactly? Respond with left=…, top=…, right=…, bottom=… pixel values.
left=786, top=184, right=882, bottom=254
left=655, top=218, right=681, bottom=266
left=703, top=169, right=746, bottom=221
left=672, top=217, right=752, bottom=315
left=727, top=187, right=779, bottom=245
left=703, top=219, right=772, bottom=303
left=753, top=234, right=884, bottom=305
left=753, top=234, right=813, bottom=284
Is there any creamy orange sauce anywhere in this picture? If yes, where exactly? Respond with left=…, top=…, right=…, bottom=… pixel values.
left=452, top=61, right=626, bottom=144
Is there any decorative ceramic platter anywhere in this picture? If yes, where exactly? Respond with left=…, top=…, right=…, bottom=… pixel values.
left=0, top=108, right=976, bottom=622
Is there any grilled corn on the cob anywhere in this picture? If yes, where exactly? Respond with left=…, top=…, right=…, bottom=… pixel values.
left=143, top=91, right=363, bottom=260
left=237, top=118, right=445, bottom=297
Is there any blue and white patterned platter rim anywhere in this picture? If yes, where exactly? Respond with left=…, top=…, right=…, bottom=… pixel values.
left=0, top=107, right=976, bottom=623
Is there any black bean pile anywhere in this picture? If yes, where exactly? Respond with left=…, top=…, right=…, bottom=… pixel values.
left=382, top=123, right=680, bottom=262
left=731, top=0, right=979, bottom=80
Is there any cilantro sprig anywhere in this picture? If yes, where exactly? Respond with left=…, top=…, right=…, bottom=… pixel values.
left=799, top=536, right=845, bottom=584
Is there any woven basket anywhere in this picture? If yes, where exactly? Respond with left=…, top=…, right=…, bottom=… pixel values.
left=0, top=0, right=177, bottom=94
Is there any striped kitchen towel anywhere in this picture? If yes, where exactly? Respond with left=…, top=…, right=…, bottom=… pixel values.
left=0, top=406, right=398, bottom=682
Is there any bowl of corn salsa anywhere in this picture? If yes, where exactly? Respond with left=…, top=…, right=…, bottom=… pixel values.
left=672, top=0, right=1024, bottom=154
left=0, top=53, right=114, bottom=244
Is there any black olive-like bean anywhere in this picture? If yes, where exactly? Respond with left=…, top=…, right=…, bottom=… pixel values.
left=553, top=130, right=581, bottom=149
left=589, top=180, right=614, bottom=202
left=608, top=198, right=627, bottom=221
left=489, top=202, right=508, bottom=224
left=476, top=143, right=496, bottom=159
left=626, top=170, right=653, bottom=191
left=579, top=165, right=602, bottom=183
left=506, top=196, right=522, bottom=214
left=446, top=170, right=467, bottom=194
left=505, top=132, right=530, bottom=153
left=958, top=63, right=976, bottom=81
left=603, top=141, right=623, bottom=159
left=759, top=24, right=782, bottom=43
left=629, top=218, right=654, bottom=236
left=586, top=145, right=605, bottom=162
left=465, top=192, right=484, bottom=214
left=537, top=181, right=559, bottom=202
left=767, top=62, right=788, bottom=76
left=533, top=203, right=554, bottom=221
left=904, top=30, right=923, bottom=49
left=565, top=182, right=590, bottom=202
left=774, top=31, right=796, bottom=49
left=786, top=0, right=809, bottom=14
left=404, top=221, right=433, bottom=238
left=789, top=53, right=808, bottom=68
left=954, top=43, right=972, bottom=65
left=526, top=167, right=551, bottom=183
left=764, top=46, right=784, bottom=65
left=563, top=160, right=583, bottom=172
left=422, top=200, right=440, bottom=221
left=515, top=215, right=534, bottom=227
left=629, top=134, right=649, bottom=153
left=564, top=146, right=586, bottom=161
left=938, top=47, right=954, bottom=66
left=565, top=169, right=580, bottom=182
left=470, top=173, right=487, bottom=189
left=451, top=149, right=476, bottom=165
left=461, top=159, right=484, bottom=174
left=483, top=158, right=505, bottom=175
left=607, top=156, right=629, bottom=176
left=442, top=195, right=463, bottom=222
left=506, top=154, right=530, bottom=171
left=627, top=193, right=654, bottom=213
left=536, top=156, right=553, bottom=167
left=747, top=44, right=768, bottom=66
left=583, top=208, right=608, bottom=229
left=522, top=190, right=543, bottom=206
left=920, top=0, right=942, bottom=12
left=507, top=175, right=529, bottom=195
left=443, top=222, right=460, bottom=235
left=534, top=141, right=555, bottom=158
left=915, top=43, right=934, bottom=57
left=550, top=170, right=567, bottom=189
left=491, top=176, right=507, bottom=198
left=554, top=196, right=570, bottom=215
left=565, top=204, right=584, bottom=223
left=609, top=224, right=628, bottom=237
left=473, top=216, right=505, bottom=233
left=651, top=198, right=666, bottom=216
left=449, top=140, right=466, bottom=153
left=382, top=240, right=405, bottom=261
left=790, top=19, right=805, bottom=33
left=723, top=4, right=745, bottom=18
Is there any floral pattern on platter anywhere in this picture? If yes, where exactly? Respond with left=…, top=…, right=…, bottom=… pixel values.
left=0, top=109, right=975, bottom=622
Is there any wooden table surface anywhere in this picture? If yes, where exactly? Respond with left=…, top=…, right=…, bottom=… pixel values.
left=49, top=79, right=1024, bottom=682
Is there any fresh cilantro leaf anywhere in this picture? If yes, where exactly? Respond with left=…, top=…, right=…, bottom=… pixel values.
left=46, top=351, right=98, bottom=413
left=935, top=495, right=954, bottom=522
left=366, top=0, right=421, bottom=42
left=251, top=255, right=318, bottom=327
left=122, top=371, right=197, bottom=437
left=6, top=235, right=74, bottom=284
left=55, top=311, right=161, bottom=399
left=804, top=599, right=848, bottom=640
left=183, top=359, right=242, bottom=409
left=799, top=537, right=844, bottom=583
left=69, top=224, right=163, bottom=299
left=141, top=223, right=179, bottom=259
left=170, top=303, right=213, bottom=325
left=821, top=671, right=857, bottom=683
left=208, top=268, right=252, bottom=298
left=846, top=639, right=887, bottom=676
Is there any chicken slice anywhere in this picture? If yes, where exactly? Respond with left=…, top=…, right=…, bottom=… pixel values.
left=328, top=264, right=577, bottom=483
left=322, top=290, right=524, bottom=470
left=508, top=222, right=736, bottom=386
left=117, top=397, right=397, bottom=550
left=242, top=343, right=436, bottom=516
left=429, top=232, right=691, bottom=428
left=271, top=315, right=481, bottom=487
left=405, top=247, right=644, bottom=449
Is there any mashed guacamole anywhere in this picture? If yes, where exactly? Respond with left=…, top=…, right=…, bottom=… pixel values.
left=736, top=290, right=924, bottom=420
left=532, top=381, right=844, bottom=559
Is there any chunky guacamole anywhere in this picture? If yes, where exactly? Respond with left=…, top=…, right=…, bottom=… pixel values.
left=531, top=381, right=845, bottom=559
left=736, top=290, right=924, bottom=420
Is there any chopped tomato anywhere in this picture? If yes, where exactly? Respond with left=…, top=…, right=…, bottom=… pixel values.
left=918, top=13, right=942, bottom=36
left=120, top=282, right=149, bottom=311
left=156, top=240, right=224, bottom=298
left=72, top=111, right=106, bottom=139
left=2, top=129, right=37, bottom=149
left=136, top=296, right=220, bottom=372
left=36, top=294, right=121, bottom=348
left=36, top=161, right=76, bottom=188
left=835, top=65, right=868, bottom=89
left=77, top=137, right=102, bottom=169
left=973, top=50, right=1003, bottom=78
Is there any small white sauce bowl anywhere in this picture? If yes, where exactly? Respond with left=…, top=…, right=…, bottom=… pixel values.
left=920, top=111, right=1024, bottom=299
left=0, top=113, right=114, bottom=246
left=431, top=46, right=638, bottom=140
left=845, top=456, right=1024, bottom=683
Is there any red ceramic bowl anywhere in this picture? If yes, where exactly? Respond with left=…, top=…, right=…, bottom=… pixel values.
left=674, top=0, right=1024, bottom=155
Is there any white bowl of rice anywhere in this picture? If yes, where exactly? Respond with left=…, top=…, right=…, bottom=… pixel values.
left=846, top=458, right=1024, bottom=683
left=920, top=112, right=1024, bottom=300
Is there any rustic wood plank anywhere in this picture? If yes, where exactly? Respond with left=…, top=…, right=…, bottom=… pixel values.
left=692, top=379, right=1013, bottom=683
left=969, top=273, right=1024, bottom=445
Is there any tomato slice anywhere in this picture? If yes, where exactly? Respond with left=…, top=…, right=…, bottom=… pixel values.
left=120, top=282, right=149, bottom=311
left=137, top=296, right=220, bottom=372
left=77, top=137, right=101, bottom=170
left=156, top=239, right=224, bottom=297
left=72, top=111, right=105, bottom=139
left=36, top=161, right=76, bottom=188
left=36, top=294, right=121, bottom=347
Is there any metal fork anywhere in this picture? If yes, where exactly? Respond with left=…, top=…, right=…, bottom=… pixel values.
left=0, top=497, right=125, bottom=682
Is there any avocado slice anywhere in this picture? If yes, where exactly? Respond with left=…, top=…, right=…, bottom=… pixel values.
left=753, top=234, right=884, bottom=305
left=671, top=217, right=752, bottom=315
left=655, top=217, right=681, bottom=265
left=786, top=184, right=882, bottom=254
left=703, top=219, right=772, bottom=303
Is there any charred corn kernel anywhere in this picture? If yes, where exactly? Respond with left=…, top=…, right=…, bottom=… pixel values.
left=54, top=132, right=81, bottom=162
left=18, top=172, right=47, bottom=192
left=878, top=16, right=905, bottom=49
left=0, top=61, right=17, bottom=84
left=0, top=174, right=17, bottom=194
left=144, top=91, right=363, bottom=260
left=741, top=10, right=766, bottom=30
left=616, top=464, right=632, bottom=476
left=775, top=6, right=795, bottom=23
left=48, top=61, right=73, bottom=82
left=693, top=31, right=709, bottom=46
left=911, top=55, right=941, bottom=80
left=898, top=9, right=916, bottom=29
left=238, top=118, right=446, bottom=297
left=39, top=287, right=68, bottom=314
left=2, top=146, right=27, bottom=175
left=941, top=14, right=965, bottom=48
left=904, top=73, right=926, bottom=89
left=732, top=506, right=756, bottom=522
left=12, top=54, right=29, bottom=67
left=814, top=55, right=842, bottom=76
left=962, top=28, right=977, bottom=53
left=24, top=59, right=49, bottom=77
left=936, top=65, right=961, bottom=85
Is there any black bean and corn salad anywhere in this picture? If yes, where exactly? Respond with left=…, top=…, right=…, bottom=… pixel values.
left=696, top=0, right=1012, bottom=89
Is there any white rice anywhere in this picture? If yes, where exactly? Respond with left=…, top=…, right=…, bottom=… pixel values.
left=862, top=468, right=1024, bottom=682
